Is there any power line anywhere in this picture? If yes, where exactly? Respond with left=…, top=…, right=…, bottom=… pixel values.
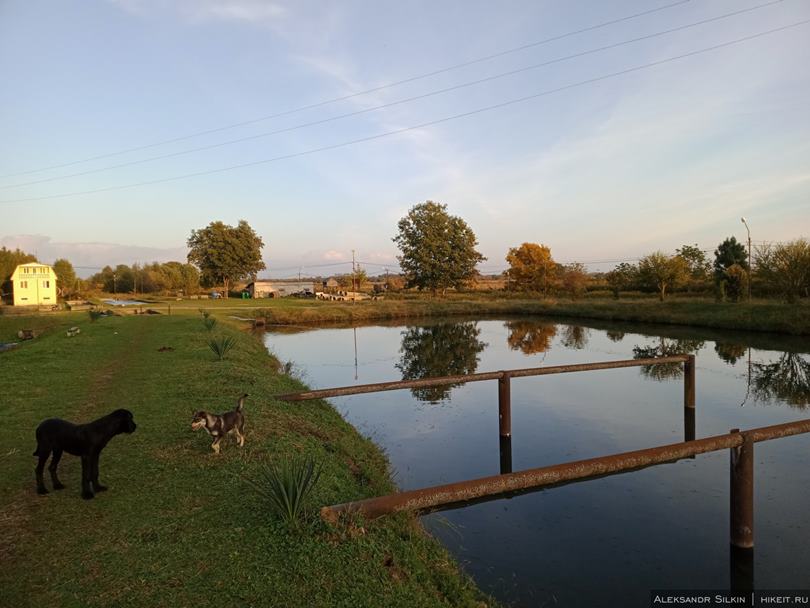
left=1, top=0, right=782, bottom=191
left=2, top=19, right=807, bottom=206
left=0, top=0, right=693, bottom=180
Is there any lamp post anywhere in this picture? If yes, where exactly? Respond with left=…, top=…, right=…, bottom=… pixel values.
left=740, top=217, right=752, bottom=301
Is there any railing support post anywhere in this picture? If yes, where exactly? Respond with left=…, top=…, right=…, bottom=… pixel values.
left=684, top=354, right=696, bottom=408
left=730, top=429, right=754, bottom=549
left=499, top=435, right=513, bottom=475
left=498, top=372, right=511, bottom=438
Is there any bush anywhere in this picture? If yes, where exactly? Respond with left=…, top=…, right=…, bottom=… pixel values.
left=207, top=335, right=236, bottom=360
left=244, top=456, right=323, bottom=528
left=88, top=309, right=104, bottom=322
left=203, top=317, right=217, bottom=331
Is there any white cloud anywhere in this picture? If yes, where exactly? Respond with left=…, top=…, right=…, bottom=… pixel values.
left=1, top=235, right=187, bottom=277
left=107, top=0, right=287, bottom=27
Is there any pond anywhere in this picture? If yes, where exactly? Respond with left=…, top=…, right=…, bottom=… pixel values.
left=263, top=317, right=810, bottom=607
left=103, top=299, right=149, bottom=306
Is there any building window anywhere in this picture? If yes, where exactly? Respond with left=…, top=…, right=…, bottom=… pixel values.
left=44, top=280, right=50, bottom=288
left=21, top=281, right=27, bottom=288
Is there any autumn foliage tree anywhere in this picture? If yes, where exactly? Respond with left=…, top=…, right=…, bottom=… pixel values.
left=393, top=202, right=485, bottom=294
left=505, top=242, right=556, bottom=296
left=187, top=220, right=265, bottom=297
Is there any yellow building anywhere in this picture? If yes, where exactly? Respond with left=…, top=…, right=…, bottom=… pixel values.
left=10, top=263, right=57, bottom=306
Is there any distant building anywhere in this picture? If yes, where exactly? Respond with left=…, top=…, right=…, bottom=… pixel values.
left=246, top=280, right=316, bottom=298
left=10, top=263, right=57, bottom=306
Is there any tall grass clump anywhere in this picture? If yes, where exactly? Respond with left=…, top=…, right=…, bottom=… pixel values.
left=203, top=317, right=217, bottom=331
left=207, top=335, right=236, bottom=360
left=245, top=456, right=323, bottom=528
left=88, top=309, right=104, bottom=322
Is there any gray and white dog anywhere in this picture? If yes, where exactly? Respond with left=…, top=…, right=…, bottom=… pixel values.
left=191, top=393, right=247, bottom=454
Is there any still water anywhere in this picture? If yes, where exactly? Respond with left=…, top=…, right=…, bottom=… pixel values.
left=264, top=317, right=810, bottom=607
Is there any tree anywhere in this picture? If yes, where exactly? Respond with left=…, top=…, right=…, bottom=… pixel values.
left=0, top=247, right=36, bottom=283
left=755, top=239, right=810, bottom=303
left=393, top=201, right=485, bottom=294
left=714, top=236, right=748, bottom=278
left=558, top=262, right=588, bottom=299
left=605, top=262, right=638, bottom=299
left=638, top=251, right=689, bottom=301
left=676, top=244, right=711, bottom=291
left=505, top=242, right=556, bottom=295
left=187, top=220, right=265, bottom=297
left=52, top=259, right=77, bottom=298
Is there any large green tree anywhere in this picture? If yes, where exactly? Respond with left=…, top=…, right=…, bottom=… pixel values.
left=393, top=201, right=485, bottom=294
left=187, top=220, right=265, bottom=297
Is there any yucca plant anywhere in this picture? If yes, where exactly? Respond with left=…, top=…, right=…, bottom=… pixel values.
left=245, top=456, right=323, bottom=528
left=88, top=309, right=104, bottom=322
left=203, top=317, right=217, bottom=331
left=207, top=335, right=236, bottom=360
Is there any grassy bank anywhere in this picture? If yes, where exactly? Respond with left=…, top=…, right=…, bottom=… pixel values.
left=251, top=297, right=810, bottom=335
left=0, top=313, right=489, bottom=607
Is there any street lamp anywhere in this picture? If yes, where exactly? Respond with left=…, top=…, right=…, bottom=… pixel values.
left=740, top=217, right=752, bottom=301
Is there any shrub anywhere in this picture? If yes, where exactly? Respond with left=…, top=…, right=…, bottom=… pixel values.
left=207, top=335, right=236, bottom=360
left=244, top=456, right=323, bottom=528
left=88, top=309, right=104, bottom=322
left=203, top=317, right=217, bottom=331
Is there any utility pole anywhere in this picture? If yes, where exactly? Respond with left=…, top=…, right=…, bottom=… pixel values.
left=741, top=217, right=752, bottom=301
left=351, top=249, right=356, bottom=305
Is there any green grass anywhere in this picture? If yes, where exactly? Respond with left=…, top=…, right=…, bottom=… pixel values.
left=250, top=296, right=810, bottom=335
left=0, top=314, right=490, bottom=607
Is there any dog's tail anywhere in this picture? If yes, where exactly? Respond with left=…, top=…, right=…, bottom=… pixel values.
left=236, top=393, right=249, bottom=412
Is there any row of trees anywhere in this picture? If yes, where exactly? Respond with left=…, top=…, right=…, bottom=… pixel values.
left=389, top=201, right=809, bottom=302
left=87, top=262, right=202, bottom=295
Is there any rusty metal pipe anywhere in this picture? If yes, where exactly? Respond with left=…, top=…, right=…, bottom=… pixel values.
left=276, top=356, right=690, bottom=401
left=321, top=418, right=810, bottom=522
left=684, top=354, right=696, bottom=409
left=498, top=372, right=511, bottom=437
left=730, top=430, right=754, bottom=549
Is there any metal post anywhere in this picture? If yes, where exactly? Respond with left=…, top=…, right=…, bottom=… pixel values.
left=499, top=435, right=512, bottom=475
left=730, top=429, right=754, bottom=549
left=498, top=372, right=511, bottom=438
left=730, top=544, right=754, bottom=592
left=684, top=406, right=695, bottom=443
left=684, top=355, right=696, bottom=409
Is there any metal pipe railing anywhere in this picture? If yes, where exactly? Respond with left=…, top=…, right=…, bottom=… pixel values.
left=321, top=418, right=810, bottom=552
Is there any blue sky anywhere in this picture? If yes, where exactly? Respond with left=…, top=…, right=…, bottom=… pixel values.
left=1, top=0, right=808, bottom=278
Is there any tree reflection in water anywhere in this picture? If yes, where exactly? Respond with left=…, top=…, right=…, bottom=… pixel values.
left=505, top=321, right=557, bottom=355
left=752, top=352, right=810, bottom=408
left=605, top=330, right=626, bottom=343
left=715, top=342, right=748, bottom=365
left=560, top=325, right=590, bottom=350
left=633, top=338, right=705, bottom=380
left=396, top=322, right=487, bottom=403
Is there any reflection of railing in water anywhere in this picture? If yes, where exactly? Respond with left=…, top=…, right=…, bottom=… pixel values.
left=276, top=353, right=810, bottom=592
left=276, top=354, right=696, bottom=486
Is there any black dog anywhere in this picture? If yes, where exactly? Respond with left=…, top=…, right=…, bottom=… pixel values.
left=33, top=409, right=137, bottom=499
left=191, top=393, right=247, bottom=454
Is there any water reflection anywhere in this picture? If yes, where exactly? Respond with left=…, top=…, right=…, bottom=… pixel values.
left=396, top=322, right=487, bottom=403
left=715, top=342, right=748, bottom=365
left=265, top=317, right=810, bottom=607
left=752, top=352, right=810, bottom=408
left=633, top=337, right=705, bottom=380
left=560, top=324, right=590, bottom=349
left=505, top=321, right=556, bottom=354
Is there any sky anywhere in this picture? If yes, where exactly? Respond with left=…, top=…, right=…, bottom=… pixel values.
left=1, top=0, right=809, bottom=278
